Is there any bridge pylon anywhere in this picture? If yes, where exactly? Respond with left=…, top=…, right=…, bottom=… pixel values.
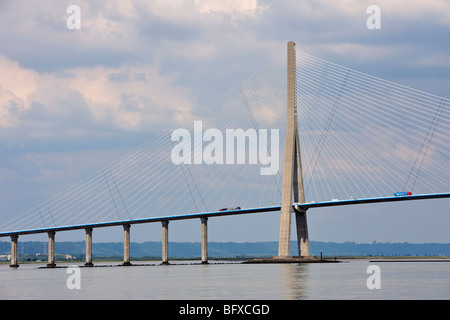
left=278, top=41, right=310, bottom=258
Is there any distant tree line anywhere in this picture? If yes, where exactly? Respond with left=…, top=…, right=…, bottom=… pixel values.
left=1, top=240, right=450, bottom=261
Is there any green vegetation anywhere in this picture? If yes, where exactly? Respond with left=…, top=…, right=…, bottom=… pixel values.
left=1, top=240, right=450, bottom=262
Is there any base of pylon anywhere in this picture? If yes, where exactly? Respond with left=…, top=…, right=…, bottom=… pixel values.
left=243, top=256, right=339, bottom=264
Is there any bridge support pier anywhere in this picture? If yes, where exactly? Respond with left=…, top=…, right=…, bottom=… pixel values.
left=47, top=231, right=56, bottom=267
left=122, top=224, right=131, bottom=266
left=10, top=235, right=19, bottom=268
left=295, top=209, right=310, bottom=257
left=161, top=221, right=169, bottom=265
left=85, top=227, right=93, bottom=267
left=201, top=217, right=208, bottom=264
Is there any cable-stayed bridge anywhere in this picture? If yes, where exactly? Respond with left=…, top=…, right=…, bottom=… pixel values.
left=1, top=42, right=449, bottom=267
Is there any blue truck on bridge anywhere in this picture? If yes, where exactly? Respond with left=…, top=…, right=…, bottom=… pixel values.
left=394, top=192, right=412, bottom=197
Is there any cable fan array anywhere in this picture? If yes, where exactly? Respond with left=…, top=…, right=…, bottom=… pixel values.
left=0, top=59, right=287, bottom=233
left=296, top=52, right=449, bottom=202
left=1, top=51, right=448, bottom=234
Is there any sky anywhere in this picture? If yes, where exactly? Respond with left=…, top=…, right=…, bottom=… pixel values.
left=0, top=0, right=449, bottom=247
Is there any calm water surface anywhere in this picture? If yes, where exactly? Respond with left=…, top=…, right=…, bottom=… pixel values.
left=0, top=260, right=449, bottom=299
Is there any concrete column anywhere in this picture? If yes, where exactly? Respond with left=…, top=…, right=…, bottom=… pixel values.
left=294, top=132, right=310, bottom=257
left=278, top=41, right=297, bottom=258
left=278, top=41, right=311, bottom=258
left=201, top=217, right=208, bottom=264
left=85, top=227, right=93, bottom=267
left=295, top=209, right=310, bottom=257
left=123, top=224, right=131, bottom=266
left=10, top=235, right=19, bottom=268
left=161, top=221, right=169, bottom=264
left=47, top=231, right=56, bottom=267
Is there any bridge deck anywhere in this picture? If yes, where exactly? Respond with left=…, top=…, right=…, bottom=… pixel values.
left=0, top=192, right=448, bottom=237
left=295, top=192, right=450, bottom=209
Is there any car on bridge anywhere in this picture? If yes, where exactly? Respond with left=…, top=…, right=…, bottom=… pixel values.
left=219, top=207, right=241, bottom=212
left=394, top=192, right=412, bottom=196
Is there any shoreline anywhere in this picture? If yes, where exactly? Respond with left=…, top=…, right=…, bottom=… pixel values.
left=3, top=255, right=450, bottom=267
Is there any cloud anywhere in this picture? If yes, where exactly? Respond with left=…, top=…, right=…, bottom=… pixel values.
left=0, top=55, right=195, bottom=145
left=380, top=0, right=450, bottom=26
left=0, top=56, right=38, bottom=127
left=415, top=53, right=450, bottom=67
left=194, top=0, right=266, bottom=18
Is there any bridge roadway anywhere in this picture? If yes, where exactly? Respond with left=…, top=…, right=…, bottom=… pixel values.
left=1, top=192, right=448, bottom=237
left=1, top=192, right=449, bottom=266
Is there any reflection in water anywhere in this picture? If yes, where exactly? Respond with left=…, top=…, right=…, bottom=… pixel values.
left=1, top=260, right=449, bottom=299
left=281, top=263, right=310, bottom=299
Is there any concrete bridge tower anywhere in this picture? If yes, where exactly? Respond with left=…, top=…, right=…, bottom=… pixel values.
left=278, top=41, right=310, bottom=258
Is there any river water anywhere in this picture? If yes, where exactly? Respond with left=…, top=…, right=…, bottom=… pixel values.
left=0, top=259, right=449, bottom=300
